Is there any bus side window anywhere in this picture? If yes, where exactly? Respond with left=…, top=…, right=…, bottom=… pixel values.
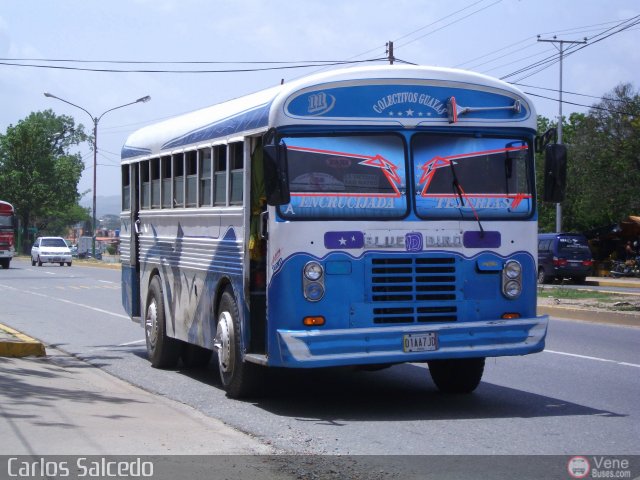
left=151, top=158, right=160, bottom=208
left=230, top=142, right=244, bottom=205
left=173, top=153, right=185, bottom=207
left=122, top=165, right=130, bottom=211
left=140, top=160, right=150, bottom=209
left=161, top=156, right=172, bottom=208
left=186, top=150, right=198, bottom=207
left=214, top=145, right=227, bottom=206
left=200, top=147, right=212, bottom=207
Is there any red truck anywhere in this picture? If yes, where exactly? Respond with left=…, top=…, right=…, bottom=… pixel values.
left=0, top=200, right=16, bottom=269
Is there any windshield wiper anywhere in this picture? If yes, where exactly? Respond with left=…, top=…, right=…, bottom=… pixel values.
left=449, top=160, right=485, bottom=237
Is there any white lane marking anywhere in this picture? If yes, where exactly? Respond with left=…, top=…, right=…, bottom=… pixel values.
left=118, top=340, right=146, bottom=347
left=545, top=349, right=640, bottom=368
left=0, top=283, right=129, bottom=320
left=99, top=280, right=116, bottom=284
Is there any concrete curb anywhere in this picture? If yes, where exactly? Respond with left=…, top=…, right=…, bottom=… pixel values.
left=538, top=305, right=640, bottom=327
left=0, top=323, right=46, bottom=357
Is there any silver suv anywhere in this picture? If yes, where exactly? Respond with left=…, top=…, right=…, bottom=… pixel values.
left=31, top=237, right=73, bottom=267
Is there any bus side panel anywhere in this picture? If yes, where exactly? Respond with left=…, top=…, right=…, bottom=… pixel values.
left=136, top=210, right=243, bottom=350
left=121, top=264, right=140, bottom=319
left=120, top=214, right=140, bottom=318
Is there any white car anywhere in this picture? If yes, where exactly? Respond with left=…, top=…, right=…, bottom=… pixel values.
left=31, top=237, right=73, bottom=267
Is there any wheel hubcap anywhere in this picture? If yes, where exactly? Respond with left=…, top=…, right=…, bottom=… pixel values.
left=145, top=299, right=158, bottom=348
left=216, top=312, right=234, bottom=374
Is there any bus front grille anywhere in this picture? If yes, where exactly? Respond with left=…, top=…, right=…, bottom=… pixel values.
left=369, top=256, right=458, bottom=324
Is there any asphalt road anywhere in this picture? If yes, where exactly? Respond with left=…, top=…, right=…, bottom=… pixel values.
left=1, top=257, right=639, bottom=456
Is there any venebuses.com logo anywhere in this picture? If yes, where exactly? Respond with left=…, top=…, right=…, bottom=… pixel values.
left=567, top=456, right=633, bottom=479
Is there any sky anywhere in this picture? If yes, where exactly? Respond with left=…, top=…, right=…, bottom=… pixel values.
left=1, top=0, right=638, bottom=211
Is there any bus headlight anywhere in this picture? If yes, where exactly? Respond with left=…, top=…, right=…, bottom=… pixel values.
left=304, top=282, right=325, bottom=301
left=502, top=260, right=522, bottom=299
left=504, top=260, right=522, bottom=279
left=503, top=280, right=522, bottom=298
left=303, top=261, right=323, bottom=281
left=303, top=261, right=325, bottom=302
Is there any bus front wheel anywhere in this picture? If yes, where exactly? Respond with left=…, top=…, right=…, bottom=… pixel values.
left=145, top=276, right=181, bottom=368
left=427, top=357, right=485, bottom=394
left=215, top=287, right=263, bottom=398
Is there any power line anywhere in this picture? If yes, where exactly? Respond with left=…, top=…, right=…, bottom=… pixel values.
left=477, top=44, right=557, bottom=75
left=512, top=82, right=628, bottom=103
left=502, top=15, right=640, bottom=82
left=396, top=0, right=502, bottom=49
left=455, top=16, right=639, bottom=72
left=0, top=57, right=375, bottom=65
left=0, top=57, right=387, bottom=74
left=289, top=0, right=497, bottom=80
left=454, top=36, right=534, bottom=69
left=447, top=15, right=640, bottom=84
left=394, top=0, right=487, bottom=44
left=523, top=91, right=637, bottom=117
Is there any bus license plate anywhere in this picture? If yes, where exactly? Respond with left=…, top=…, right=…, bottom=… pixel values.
left=403, top=333, right=438, bottom=353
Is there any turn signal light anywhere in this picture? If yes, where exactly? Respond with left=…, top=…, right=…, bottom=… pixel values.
left=303, top=316, right=325, bottom=326
left=501, top=313, right=521, bottom=320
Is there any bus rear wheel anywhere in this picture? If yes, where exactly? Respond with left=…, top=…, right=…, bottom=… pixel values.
left=145, top=276, right=181, bottom=368
left=427, top=357, right=485, bottom=394
left=215, top=287, right=263, bottom=398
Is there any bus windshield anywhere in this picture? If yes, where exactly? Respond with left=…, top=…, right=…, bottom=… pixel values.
left=413, top=134, right=533, bottom=219
left=280, top=135, right=407, bottom=219
left=0, top=215, right=13, bottom=228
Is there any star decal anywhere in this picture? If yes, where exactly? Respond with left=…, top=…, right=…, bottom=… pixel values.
left=359, top=154, right=402, bottom=196
left=419, top=156, right=452, bottom=196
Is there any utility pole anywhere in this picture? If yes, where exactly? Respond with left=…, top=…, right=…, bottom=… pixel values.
left=44, top=93, right=151, bottom=258
left=386, top=41, right=395, bottom=65
left=537, top=36, right=586, bottom=233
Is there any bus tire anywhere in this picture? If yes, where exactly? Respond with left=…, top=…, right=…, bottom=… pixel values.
left=145, top=276, right=181, bottom=369
left=181, top=344, right=213, bottom=368
left=427, top=357, right=485, bottom=394
left=216, top=287, right=263, bottom=398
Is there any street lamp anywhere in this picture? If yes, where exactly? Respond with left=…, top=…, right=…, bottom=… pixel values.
left=44, top=92, right=151, bottom=258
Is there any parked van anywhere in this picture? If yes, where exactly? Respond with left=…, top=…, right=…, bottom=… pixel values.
left=538, top=233, right=593, bottom=284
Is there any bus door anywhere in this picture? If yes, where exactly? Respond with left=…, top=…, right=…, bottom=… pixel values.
left=248, top=138, right=267, bottom=353
left=121, top=163, right=141, bottom=320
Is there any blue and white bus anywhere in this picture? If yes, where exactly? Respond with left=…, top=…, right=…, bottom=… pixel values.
left=121, top=65, right=561, bottom=398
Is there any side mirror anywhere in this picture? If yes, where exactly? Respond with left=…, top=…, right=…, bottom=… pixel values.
left=543, top=144, right=567, bottom=203
left=263, top=142, right=291, bottom=206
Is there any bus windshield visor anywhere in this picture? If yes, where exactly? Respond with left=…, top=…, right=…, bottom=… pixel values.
left=279, top=135, right=407, bottom=219
left=412, top=134, right=533, bottom=219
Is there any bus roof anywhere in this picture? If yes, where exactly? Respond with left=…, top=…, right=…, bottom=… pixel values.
left=0, top=200, right=14, bottom=214
left=122, top=65, right=535, bottom=161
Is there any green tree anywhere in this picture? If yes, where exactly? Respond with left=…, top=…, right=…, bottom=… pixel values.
left=0, top=110, right=87, bottom=252
left=535, top=114, right=557, bottom=232
left=536, top=83, right=640, bottom=233
left=41, top=203, right=91, bottom=237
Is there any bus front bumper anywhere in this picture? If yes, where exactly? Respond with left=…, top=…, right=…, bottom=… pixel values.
left=274, top=316, right=548, bottom=368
